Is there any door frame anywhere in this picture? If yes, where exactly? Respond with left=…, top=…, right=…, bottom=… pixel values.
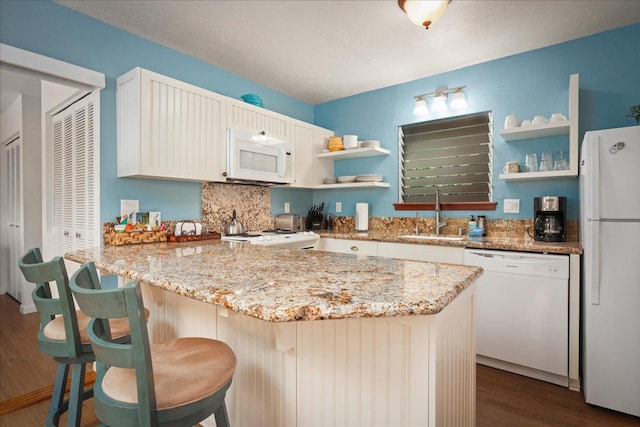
left=0, top=43, right=105, bottom=313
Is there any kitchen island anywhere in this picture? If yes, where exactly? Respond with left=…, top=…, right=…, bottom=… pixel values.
left=65, top=240, right=482, bottom=427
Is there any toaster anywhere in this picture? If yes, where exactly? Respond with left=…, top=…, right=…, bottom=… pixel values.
left=275, top=214, right=304, bottom=231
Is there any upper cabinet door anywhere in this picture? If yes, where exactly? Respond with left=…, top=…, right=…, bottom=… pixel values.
left=226, top=98, right=290, bottom=142
left=290, top=119, right=314, bottom=188
left=117, top=67, right=227, bottom=182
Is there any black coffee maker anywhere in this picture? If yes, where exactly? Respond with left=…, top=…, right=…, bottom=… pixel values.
left=533, top=196, right=567, bottom=242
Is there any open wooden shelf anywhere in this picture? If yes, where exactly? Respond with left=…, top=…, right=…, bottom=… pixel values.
left=317, top=146, right=390, bottom=160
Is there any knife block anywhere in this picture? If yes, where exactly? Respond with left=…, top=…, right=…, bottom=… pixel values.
left=306, top=211, right=324, bottom=230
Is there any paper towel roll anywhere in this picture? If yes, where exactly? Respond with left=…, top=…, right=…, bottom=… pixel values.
left=355, top=203, right=368, bottom=231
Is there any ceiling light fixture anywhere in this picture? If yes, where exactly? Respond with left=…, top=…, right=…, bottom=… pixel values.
left=413, top=85, right=467, bottom=116
left=398, top=0, right=451, bottom=30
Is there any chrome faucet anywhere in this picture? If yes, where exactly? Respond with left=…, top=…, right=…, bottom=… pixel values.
left=435, top=189, right=447, bottom=235
left=414, top=211, right=420, bottom=235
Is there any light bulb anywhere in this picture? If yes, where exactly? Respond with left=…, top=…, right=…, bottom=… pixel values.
left=431, top=93, right=448, bottom=113
left=450, top=89, right=467, bottom=110
left=402, top=0, right=449, bottom=29
left=413, top=98, right=429, bottom=116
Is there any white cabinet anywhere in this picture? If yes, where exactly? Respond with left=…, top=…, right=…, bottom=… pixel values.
left=315, top=146, right=391, bottom=189
left=317, top=238, right=378, bottom=256
left=499, top=74, right=579, bottom=181
left=377, top=241, right=464, bottom=264
left=226, top=98, right=290, bottom=141
left=117, top=67, right=227, bottom=182
left=318, top=238, right=464, bottom=263
left=290, top=119, right=313, bottom=188
left=290, top=120, right=334, bottom=188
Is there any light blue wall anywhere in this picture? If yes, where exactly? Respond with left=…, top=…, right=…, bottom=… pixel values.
left=309, top=23, right=640, bottom=220
left=3, top=1, right=638, bottom=223
left=0, top=0, right=313, bottom=224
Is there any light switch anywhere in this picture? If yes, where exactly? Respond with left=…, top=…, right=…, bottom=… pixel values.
left=336, top=202, right=342, bottom=213
left=284, top=202, right=290, bottom=213
left=503, top=199, right=520, bottom=214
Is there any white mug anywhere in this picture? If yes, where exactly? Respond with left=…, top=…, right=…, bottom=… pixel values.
left=503, top=162, right=519, bottom=173
left=504, top=115, right=519, bottom=129
left=532, top=115, right=547, bottom=126
left=521, top=119, right=533, bottom=127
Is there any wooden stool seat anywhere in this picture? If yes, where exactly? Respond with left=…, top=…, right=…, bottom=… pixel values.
left=101, top=337, right=236, bottom=410
left=43, top=308, right=149, bottom=343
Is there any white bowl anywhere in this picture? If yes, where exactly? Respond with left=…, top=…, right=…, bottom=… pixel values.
left=337, top=175, right=356, bottom=183
left=360, top=140, right=380, bottom=148
left=323, top=177, right=338, bottom=184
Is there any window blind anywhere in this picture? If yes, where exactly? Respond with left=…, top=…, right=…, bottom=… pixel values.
left=400, top=111, right=492, bottom=203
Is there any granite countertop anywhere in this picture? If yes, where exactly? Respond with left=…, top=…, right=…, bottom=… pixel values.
left=65, top=241, right=482, bottom=323
left=317, top=230, right=583, bottom=255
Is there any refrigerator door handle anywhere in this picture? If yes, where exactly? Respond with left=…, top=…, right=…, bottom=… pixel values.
left=589, top=135, right=601, bottom=220
left=590, top=219, right=601, bottom=305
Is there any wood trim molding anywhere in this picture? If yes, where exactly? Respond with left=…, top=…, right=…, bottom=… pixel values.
left=394, top=202, right=498, bottom=211
left=1, top=43, right=105, bottom=90
left=0, top=370, right=96, bottom=416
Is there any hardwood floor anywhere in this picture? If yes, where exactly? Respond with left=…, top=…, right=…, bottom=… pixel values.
left=0, top=294, right=99, bottom=426
left=1, top=293, right=639, bottom=426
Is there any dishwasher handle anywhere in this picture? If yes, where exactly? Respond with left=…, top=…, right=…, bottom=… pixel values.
left=464, top=249, right=569, bottom=279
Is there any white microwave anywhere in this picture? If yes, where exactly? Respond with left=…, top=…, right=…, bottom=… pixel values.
left=225, top=128, right=294, bottom=185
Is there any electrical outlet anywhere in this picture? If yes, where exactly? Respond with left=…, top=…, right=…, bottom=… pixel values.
left=284, top=202, right=290, bottom=213
left=503, top=199, right=520, bottom=214
left=336, top=202, right=342, bottom=213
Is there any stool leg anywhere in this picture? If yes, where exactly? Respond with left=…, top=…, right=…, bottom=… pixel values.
left=67, top=363, right=87, bottom=427
left=48, top=363, right=70, bottom=426
left=213, top=402, right=230, bottom=427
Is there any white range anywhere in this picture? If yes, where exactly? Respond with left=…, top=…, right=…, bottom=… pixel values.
left=221, top=231, right=320, bottom=249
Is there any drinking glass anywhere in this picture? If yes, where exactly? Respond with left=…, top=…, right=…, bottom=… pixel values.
left=554, top=150, right=568, bottom=170
left=539, top=159, right=552, bottom=171
left=525, top=153, right=538, bottom=172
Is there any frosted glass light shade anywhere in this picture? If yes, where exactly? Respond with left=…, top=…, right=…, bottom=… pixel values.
left=450, top=89, right=468, bottom=110
left=413, top=98, right=429, bottom=116
left=402, top=0, right=449, bottom=28
left=431, top=93, right=448, bottom=113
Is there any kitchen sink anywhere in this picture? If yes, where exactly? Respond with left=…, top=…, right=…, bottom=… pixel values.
left=398, top=234, right=465, bottom=241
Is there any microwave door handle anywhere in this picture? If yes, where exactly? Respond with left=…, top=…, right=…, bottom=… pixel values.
left=278, top=148, right=286, bottom=177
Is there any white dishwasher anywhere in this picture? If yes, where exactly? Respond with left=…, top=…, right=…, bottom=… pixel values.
left=464, top=249, right=570, bottom=386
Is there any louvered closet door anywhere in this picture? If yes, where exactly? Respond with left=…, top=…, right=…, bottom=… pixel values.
left=51, top=92, right=99, bottom=257
left=3, top=137, right=24, bottom=301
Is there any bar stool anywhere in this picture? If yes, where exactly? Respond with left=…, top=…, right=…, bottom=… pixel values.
left=69, top=261, right=236, bottom=427
left=17, top=248, right=135, bottom=426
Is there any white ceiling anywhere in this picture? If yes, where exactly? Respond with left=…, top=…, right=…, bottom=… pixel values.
left=3, top=1, right=640, bottom=111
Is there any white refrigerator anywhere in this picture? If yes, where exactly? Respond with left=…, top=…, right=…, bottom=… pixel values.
left=579, top=125, right=640, bottom=417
